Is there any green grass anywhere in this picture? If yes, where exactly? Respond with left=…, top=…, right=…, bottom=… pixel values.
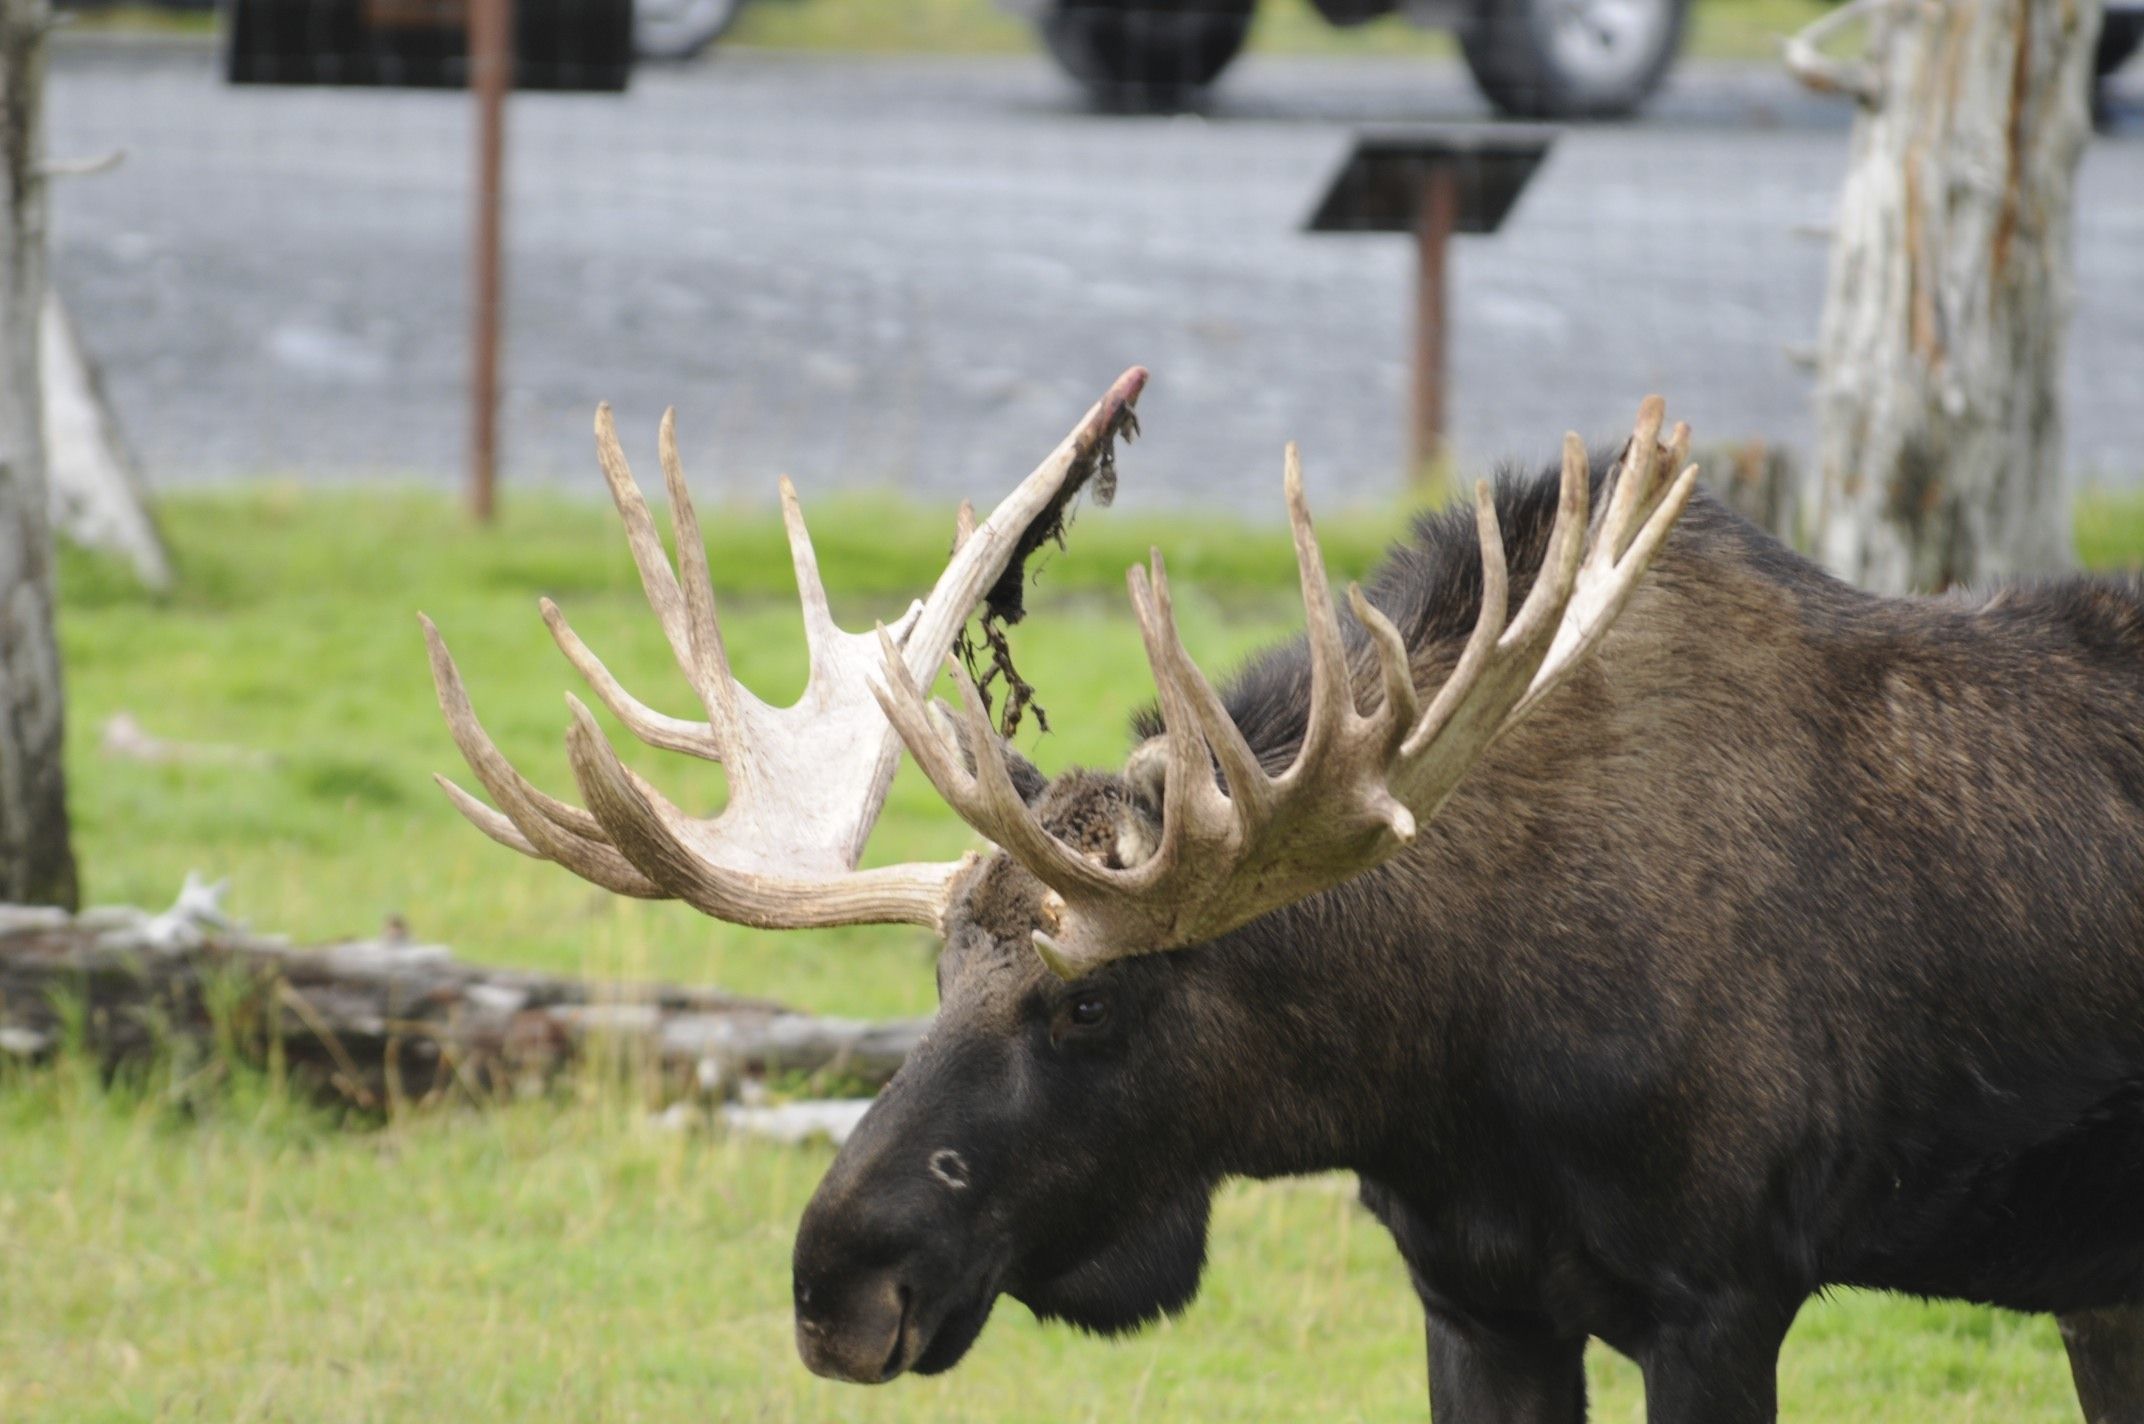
left=0, top=1068, right=2088, bottom=1424
left=2076, top=488, right=2144, bottom=572
left=7, top=485, right=2141, bottom=1422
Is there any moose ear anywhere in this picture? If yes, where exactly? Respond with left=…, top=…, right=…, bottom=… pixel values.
left=927, top=701, right=1048, bottom=806
left=1113, top=736, right=1167, bottom=869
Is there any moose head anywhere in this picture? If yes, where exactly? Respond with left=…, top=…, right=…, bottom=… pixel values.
left=423, top=370, right=1696, bottom=1384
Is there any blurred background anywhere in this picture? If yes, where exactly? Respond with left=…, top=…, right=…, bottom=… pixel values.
left=43, top=0, right=2144, bottom=514
left=3, top=2, right=2142, bottom=1420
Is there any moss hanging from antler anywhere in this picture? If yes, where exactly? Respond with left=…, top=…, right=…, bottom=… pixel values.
left=960, top=402, right=1140, bottom=739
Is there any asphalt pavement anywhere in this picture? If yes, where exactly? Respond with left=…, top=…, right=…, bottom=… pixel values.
left=43, top=37, right=2144, bottom=514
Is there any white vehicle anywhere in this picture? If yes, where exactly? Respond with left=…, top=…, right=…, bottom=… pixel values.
left=632, top=0, right=745, bottom=59
left=1007, top=0, right=1689, bottom=118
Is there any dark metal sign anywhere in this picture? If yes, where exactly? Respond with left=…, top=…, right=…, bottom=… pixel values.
left=1306, top=125, right=1558, bottom=483
left=225, top=0, right=632, bottom=91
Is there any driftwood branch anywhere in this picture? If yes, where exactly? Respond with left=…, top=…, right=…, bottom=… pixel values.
left=0, top=883, right=925, bottom=1110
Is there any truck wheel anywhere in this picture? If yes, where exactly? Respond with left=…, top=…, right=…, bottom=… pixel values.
left=634, top=0, right=744, bottom=61
left=1459, top=0, right=1688, bottom=119
left=1038, top=0, right=1256, bottom=111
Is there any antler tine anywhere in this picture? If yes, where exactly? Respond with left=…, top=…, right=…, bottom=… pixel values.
left=651, top=407, right=743, bottom=729
left=1623, top=421, right=1691, bottom=555
left=593, top=404, right=739, bottom=730
left=561, top=694, right=958, bottom=930
left=1513, top=420, right=1700, bottom=722
left=561, top=694, right=746, bottom=909
left=1499, top=435, right=1592, bottom=655
left=867, top=623, right=1115, bottom=899
left=1123, top=557, right=1206, bottom=850
left=940, top=652, right=1121, bottom=897
left=538, top=597, right=718, bottom=759
left=1120, top=561, right=1241, bottom=888
left=1400, top=482, right=1511, bottom=763
left=422, top=616, right=667, bottom=898
left=434, top=773, right=541, bottom=854
left=1283, top=444, right=1353, bottom=761
left=1349, top=583, right=1419, bottom=756
left=1596, top=396, right=1664, bottom=567
left=777, top=475, right=842, bottom=665
left=1133, top=551, right=1270, bottom=829
left=593, top=405, right=688, bottom=656
left=902, top=367, right=1147, bottom=683
left=1664, top=421, right=1692, bottom=499
left=425, top=614, right=605, bottom=842
left=870, top=623, right=976, bottom=803
left=432, top=772, right=666, bottom=899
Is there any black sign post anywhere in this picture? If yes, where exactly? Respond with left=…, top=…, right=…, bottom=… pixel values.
left=1307, top=126, right=1556, bottom=486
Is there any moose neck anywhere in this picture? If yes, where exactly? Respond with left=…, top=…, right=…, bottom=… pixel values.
left=1189, top=650, right=1642, bottom=1191
left=1189, top=851, right=1485, bottom=1184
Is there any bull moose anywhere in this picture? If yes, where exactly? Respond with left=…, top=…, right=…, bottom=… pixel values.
left=424, top=368, right=2144, bottom=1422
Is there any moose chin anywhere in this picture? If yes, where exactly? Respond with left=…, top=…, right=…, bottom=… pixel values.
left=426, top=368, right=2144, bottom=1424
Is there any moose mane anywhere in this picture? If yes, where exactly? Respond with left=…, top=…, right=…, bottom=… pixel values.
left=1130, top=451, right=1630, bottom=769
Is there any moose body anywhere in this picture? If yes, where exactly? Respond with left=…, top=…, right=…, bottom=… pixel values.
left=795, top=470, right=2144, bottom=1419
left=428, top=377, right=2144, bottom=1420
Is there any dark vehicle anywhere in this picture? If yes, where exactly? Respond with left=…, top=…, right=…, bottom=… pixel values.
left=1007, top=0, right=1690, bottom=118
left=2103, top=0, right=2144, bottom=80
left=430, top=372, right=2144, bottom=1421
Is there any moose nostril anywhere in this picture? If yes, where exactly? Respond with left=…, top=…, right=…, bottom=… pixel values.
left=879, top=1283, right=913, bottom=1382
left=928, top=1148, right=972, bottom=1190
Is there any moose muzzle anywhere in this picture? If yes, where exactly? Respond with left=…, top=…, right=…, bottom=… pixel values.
left=793, top=1268, right=913, bottom=1383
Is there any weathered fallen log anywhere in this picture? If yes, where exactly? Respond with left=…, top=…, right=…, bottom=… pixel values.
left=0, top=879, right=925, bottom=1110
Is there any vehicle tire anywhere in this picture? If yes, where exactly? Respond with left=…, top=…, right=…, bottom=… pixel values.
left=633, top=0, right=744, bottom=61
left=1038, top=0, right=1256, bottom=112
left=2098, top=10, right=2144, bottom=79
left=1459, top=0, right=1688, bottom=120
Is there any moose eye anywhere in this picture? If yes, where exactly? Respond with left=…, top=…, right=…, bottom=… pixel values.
left=1059, top=990, right=1123, bottom=1046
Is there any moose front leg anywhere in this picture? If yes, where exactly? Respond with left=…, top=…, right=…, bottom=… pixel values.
left=2060, top=1306, right=2144, bottom=1424
left=1425, top=1309, right=1587, bottom=1424
left=1637, top=1295, right=1797, bottom=1424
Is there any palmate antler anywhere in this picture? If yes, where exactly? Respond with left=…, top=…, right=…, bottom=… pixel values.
left=423, top=367, right=1147, bottom=932
left=875, top=398, right=1699, bottom=978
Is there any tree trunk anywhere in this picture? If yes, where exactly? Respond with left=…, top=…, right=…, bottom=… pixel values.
left=43, top=290, right=174, bottom=592
left=0, top=888, right=930, bottom=1108
left=0, top=0, right=77, bottom=908
left=1790, top=0, right=2101, bottom=594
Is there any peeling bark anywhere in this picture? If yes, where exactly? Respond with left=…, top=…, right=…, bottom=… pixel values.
left=0, top=0, right=76, bottom=907
left=0, top=893, right=929, bottom=1107
left=1792, top=0, right=2101, bottom=594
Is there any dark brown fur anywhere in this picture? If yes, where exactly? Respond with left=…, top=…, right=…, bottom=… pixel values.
left=792, top=456, right=2144, bottom=1423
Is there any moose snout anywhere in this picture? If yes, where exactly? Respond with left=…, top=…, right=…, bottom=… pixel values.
left=794, top=1125, right=994, bottom=1383
left=794, top=1270, right=913, bottom=1383
left=793, top=1161, right=947, bottom=1384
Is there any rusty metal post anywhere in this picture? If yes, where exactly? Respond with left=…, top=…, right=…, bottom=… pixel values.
left=468, top=0, right=511, bottom=522
left=1410, top=165, right=1458, bottom=486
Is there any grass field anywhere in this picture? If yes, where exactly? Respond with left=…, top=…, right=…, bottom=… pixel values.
left=4, top=482, right=2141, bottom=1421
